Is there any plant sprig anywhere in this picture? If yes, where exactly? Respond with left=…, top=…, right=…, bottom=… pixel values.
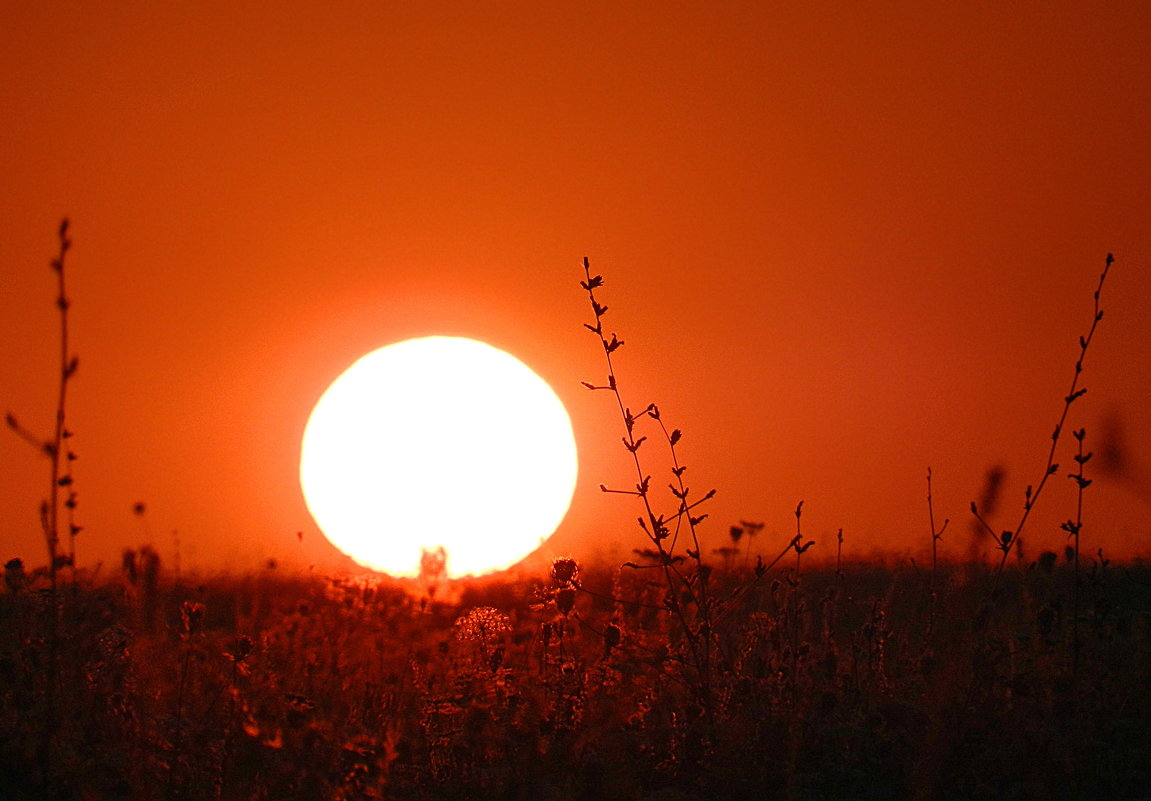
left=5, top=218, right=81, bottom=588
left=970, top=253, right=1114, bottom=577
left=580, top=256, right=718, bottom=714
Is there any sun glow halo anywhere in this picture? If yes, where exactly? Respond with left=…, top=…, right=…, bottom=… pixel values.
left=300, top=337, right=578, bottom=577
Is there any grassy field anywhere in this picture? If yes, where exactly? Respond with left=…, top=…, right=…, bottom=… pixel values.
left=5, top=231, right=1145, bottom=799
left=1, top=550, right=1148, bottom=800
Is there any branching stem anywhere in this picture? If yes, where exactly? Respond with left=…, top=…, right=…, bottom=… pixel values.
left=580, top=257, right=716, bottom=715
left=971, top=254, right=1113, bottom=580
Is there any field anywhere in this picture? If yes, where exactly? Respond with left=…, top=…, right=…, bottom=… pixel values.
left=3, top=239, right=1149, bottom=799
left=2, top=550, right=1149, bottom=801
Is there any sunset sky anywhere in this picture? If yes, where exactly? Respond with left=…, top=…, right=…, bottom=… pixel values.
left=3, top=1, right=1149, bottom=574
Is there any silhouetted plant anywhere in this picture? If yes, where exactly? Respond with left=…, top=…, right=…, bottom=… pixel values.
left=925, top=467, right=949, bottom=635
left=971, top=254, right=1114, bottom=580
left=167, top=600, right=206, bottom=800
left=5, top=218, right=81, bottom=588
left=579, top=256, right=719, bottom=719
left=925, top=468, right=948, bottom=586
left=2, top=218, right=81, bottom=792
left=1061, top=426, right=1092, bottom=677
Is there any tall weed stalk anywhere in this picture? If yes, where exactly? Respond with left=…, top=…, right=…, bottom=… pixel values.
left=5, top=218, right=81, bottom=587
left=970, top=254, right=1113, bottom=580
left=3, top=219, right=80, bottom=790
left=579, top=257, right=718, bottom=717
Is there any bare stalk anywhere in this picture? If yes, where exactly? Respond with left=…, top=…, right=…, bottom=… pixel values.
left=3, top=220, right=78, bottom=790
left=52, top=220, right=81, bottom=579
left=580, top=257, right=717, bottom=715
left=970, top=254, right=1113, bottom=580
left=792, top=501, right=814, bottom=576
left=1061, top=428, right=1091, bottom=678
left=925, top=468, right=949, bottom=636
left=5, top=220, right=79, bottom=588
left=836, top=528, right=845, bottom=582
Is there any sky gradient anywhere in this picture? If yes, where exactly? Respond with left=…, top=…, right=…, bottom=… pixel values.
left=3, top=1, right=1149, bottom=574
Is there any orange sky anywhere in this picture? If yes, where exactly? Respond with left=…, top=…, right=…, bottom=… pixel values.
left=3, top=1, right=1149, bottom=575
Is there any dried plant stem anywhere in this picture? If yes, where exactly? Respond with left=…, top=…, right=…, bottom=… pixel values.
left=970, top=254, right=1113, bottom=580
left=4, top=220, right=79, bottom=589
left=580, top=257, right=717, bottom=715
left=166, top=647, right=193, bottom=801
left=169, top=602, right=204, bottom=801
left=1, top=220, right=79, bottom=790
left=216, top=639, right=252, bottom=801
left=1062, top=428, right=1091, bottom=679
left=925, top=468, right=949, bottom=636
left=792, top=501, right=814, bottom=576
left=50, top=219, right=80, bottom=581
left=926, top=468, right=948, bottom=586
left=788, top=502, right=810, bottom=698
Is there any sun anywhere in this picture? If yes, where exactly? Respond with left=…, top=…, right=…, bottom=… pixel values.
left=299, top=336, right=578, bottom=578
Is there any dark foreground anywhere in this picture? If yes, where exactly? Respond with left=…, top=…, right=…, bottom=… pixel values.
left=1, top=552, right=1149, bottom=801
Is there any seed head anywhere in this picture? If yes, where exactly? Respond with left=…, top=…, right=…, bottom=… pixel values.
left=551, top=557, right=579, bottom=587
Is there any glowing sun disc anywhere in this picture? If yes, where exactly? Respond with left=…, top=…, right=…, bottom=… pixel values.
left=300, top=337, right=578, bottom=577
